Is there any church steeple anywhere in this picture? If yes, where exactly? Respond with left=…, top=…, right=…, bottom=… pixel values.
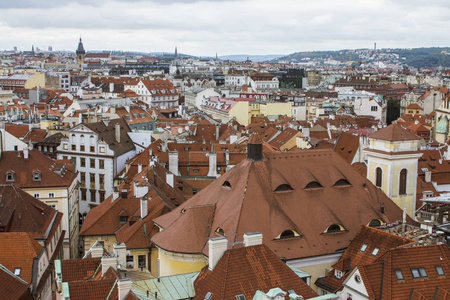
left=175, top=46, right=178, bottom=58
left=76, top=37, right=86, bottom=65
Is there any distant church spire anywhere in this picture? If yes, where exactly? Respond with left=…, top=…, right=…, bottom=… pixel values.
left=76, top=37, right=86, bottom=66
left=216, top=52, right=218, bottom=61
left=31, top=45, right=35, bottom=54
left=175, top=46, right=178, bottom=58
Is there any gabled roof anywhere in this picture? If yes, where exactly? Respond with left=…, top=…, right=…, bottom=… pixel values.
left=23, top=128, right=47, bottom=143
left=0, top=150, right=77, bottom=188
left=5, top=124, right=30, bottom=139
left=0, top=232, right=42, bottom=283
left=358, top=244, right=450, bottom=300
left=0, top=184, right=57, bottom=238
left=60, top=257, right=102, bottom=282
left=194, top=244, right=318, bottom=300
left=334, top=132, right=360, bottom=164
left=369, top=124, right=421, bottom=141
left=0, top=264, right=33, bottom=300
left=152, top=150, right=413, bottom=260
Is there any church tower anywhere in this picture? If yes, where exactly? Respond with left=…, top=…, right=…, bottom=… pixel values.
left=364, top=124, right=422, bottom=218
left=76, top=37, right=86, bottom=66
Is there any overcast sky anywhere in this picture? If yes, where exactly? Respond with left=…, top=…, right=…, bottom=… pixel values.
left=1, top=0, right=449, bottom=56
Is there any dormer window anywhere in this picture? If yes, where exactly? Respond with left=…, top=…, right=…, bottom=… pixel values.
left=32, top=170, right=41, bottom=182
left=335, top=269, right=343, bottom=279
left=324, top=224, right=345, bottom=234
left=360, top=243, right=368, bottom=253
left=276, top=229, right=300, bottom=240
left=14, top=268, right=21, bottom=276
left=333, top=179, right=351, bottom=187
left=6, top=171, right=14, bottom=182
left=305, top=181, right=322, bottom=189
left=371, top=247, right=380, bottom=256
left=274, top=184, right=294, bottom=192
left=368, top=219, right=383, bottom=227
left=222, top=181, right=232, bottom=189
left=119, top=209, right=129, bottom=223
left=215, top=227, right=225, bottom=236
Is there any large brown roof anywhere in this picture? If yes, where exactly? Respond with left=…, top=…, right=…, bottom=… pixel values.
left=194, top=244, right=318, bottom=300
left=0, top=184, right=57, bottom=238
left=369, top=124, right=421, bottom=141
left=84, top=118, right=135, bottom=157
left=0, top=232, right=42, bottom=283
left=152, top=150, right=413, bottom=260
left=0, top=265, right=33, bottom=299
left=359, top=244, right=450, bottom=300
left=334, top=132, right=360, bottom=164
left=0, top=150, right=77, bottom=188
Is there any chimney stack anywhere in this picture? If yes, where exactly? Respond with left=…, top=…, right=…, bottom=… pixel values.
left=166, top=173, right=174, bottom=188
left=117, top=278, right=133, bottom=300
left=112, top=188, right=120, bottom=202
left=208, top=236, right=227, bottom=271
left=113, top=242, right=127, bottom=270
left=115, top=123, right=121, bottom=143
left=91, top=244, right=104, bottom=258
left=247, top=133, right=263, bottom=161
left=101, top=256, right=117, bottom=275
left=23, top=146, right=29, bottom=159
left=207, top=152, right=218, bottom=177
left=169, top=151, right=179, bottom=175
left=243, top=232, right=263, bottom=247
left=141, top=196, right=148, bottom=219
left=137, top=164, right=142, bottom=174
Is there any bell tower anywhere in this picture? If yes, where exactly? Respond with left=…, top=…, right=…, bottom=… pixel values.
left=364, top=124, right=422, bottom=218
left=76, top=37, right=86, bottom=66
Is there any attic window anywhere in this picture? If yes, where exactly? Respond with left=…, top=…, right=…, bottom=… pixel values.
left=222, top=181, right=232, bottom=189
left=119, top=209, right=129, bottom=223
left=274, top=184, right=294, bottom=192
left=6, top=171, right=14, bottom=182
left=360, top=243, right=368, bottom=253
left=276, top=229, right=300, bottom=240
left=32, top=171, right=41, bottom=182
left=204, top=292, right=213, bottom=300
left=14, top=268, right=21, bottom=276
left=236, top=295, right=247, bottom=300
left=371, top=247, right=380, bottom=256
left=333, top=179, right=351, bottom=187
left=304, top=181, right=322, bottom=189
left=395, top=270, right=404, bottom=280
left=436, top=266, right=445, bottom=276
left=411, top=268, right=427, bottom=279
left=215, top=227, right=225, bottom=236
left=368, top=219, right=383, bottom=227
left=324, top=224, right=345, bottom=234
left=181, top=208, right=186, bottom=214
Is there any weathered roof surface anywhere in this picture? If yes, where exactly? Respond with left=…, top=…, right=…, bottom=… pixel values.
left=0, top=232, right=42, bottom=283
left=369, top=124, right=421, bottom=141
left=84, top=118, right=135, bottom=156
left=0, top=150, right=77, bottom=188
left=359, top=244, right=450, bottom=300
left=60, top=257, right=101, bottom=282
left=152, top=150, right=413, bottom=260
left=68, top=278, right=117, bottom=300
left=322, top=226, right=415, bottom=292
left=23, top=128, right=47, bottom=143
left=194, top=244, right=318, bottom=300
left=334, top=132, right=360, bottom=164
left=0, top=184, right=57, bottom=238
left=132, top=272, right=198, bottom=299
left=4, top=124, right=30, bottom=138
left=0, top=265, right=33, bottom=300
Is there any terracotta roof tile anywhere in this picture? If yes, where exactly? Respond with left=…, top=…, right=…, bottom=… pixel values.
left=369, top=124, right=421, bottom=141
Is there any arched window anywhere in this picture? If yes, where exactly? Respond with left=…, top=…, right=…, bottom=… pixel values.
left=71, top=134, right=76, bottom=143
left=399, top=169, right=407, bottom=195
left=305, top=181, right=323, bottom=189
left=324, top=224, right=345, bottom=234
left=276, top=230, right=300, bottom=239
left=80, top=135, right=85, bottom=143
left=375, top=167, right=382, bottom=188
left=333, top=179, right=351, bottom=187
left=215, top=227, right=225, bottom=236
left=274, top=184, right=294, bottom=192
left=368, top=219, right=383, bottom=227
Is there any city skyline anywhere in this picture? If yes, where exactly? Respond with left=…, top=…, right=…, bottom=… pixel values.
left=1, top=0, right=450, bottom=56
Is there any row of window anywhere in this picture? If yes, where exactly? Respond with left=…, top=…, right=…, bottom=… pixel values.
left=33, top=192, right=55, bottom=198
left=79, top=158, right=105, bottom=169
left=6, top=170, right=41, bottom=182
left=223, top=179, right=351, bottom=191
left=79, top=172, right=105, bottom=189
left=375, top=167, right=408, bottom=195
left=80, top=188, right=106, bottom=203
left=395, top=266, right=445, bottom=280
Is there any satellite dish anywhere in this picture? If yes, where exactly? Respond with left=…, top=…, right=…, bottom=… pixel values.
left=126, top=250, right=131, bottom=256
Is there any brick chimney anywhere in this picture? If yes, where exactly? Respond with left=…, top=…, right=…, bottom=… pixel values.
left=140, top=196, right=148, bottom=219
left=117, top=278, right=132, bottom=300
left=243, top=232, right=263, bottom=247
left=115, top=122, right=120, bottom=143
left=169, top=151, right=179, bottom=175
left=208, top=236, right=227, bottom=271
left=101, top=256, right=117, bottom=275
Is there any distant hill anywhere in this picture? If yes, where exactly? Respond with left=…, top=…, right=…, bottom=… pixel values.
left=219, top=54, right=285, bottom=62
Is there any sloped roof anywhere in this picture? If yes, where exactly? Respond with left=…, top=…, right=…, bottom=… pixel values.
left=369, top=124, right=421, bottom=141
left=0, top=184, right=57, bottom=238
left=84, top=118, right=135, bottom=156
left=5, top=124, right=29, bottom=139
left=152, top=150, right=413, bottom=260
left=0, top=265, right=33, bottom=299
left=0, top=232, right=42, bottom=283
left=23, top=128, right=47, bottom=143
left=334, top=132, right=360, bottom=164
left=60, top=257, right=102, bottom=282
left=358, top=244, right=450, bottom=300
left=0, top=150, right=77, bottom=188
left=194, top=244, right=318, bottom=300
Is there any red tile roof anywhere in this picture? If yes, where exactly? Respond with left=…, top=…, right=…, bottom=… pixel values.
left=194, top=244, right=318, bottom=300
left=0, top=265, right=33, bottom=299
left=152, top=150, right=414, bottom=260
left=369, top=124, right=421, bottom=141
